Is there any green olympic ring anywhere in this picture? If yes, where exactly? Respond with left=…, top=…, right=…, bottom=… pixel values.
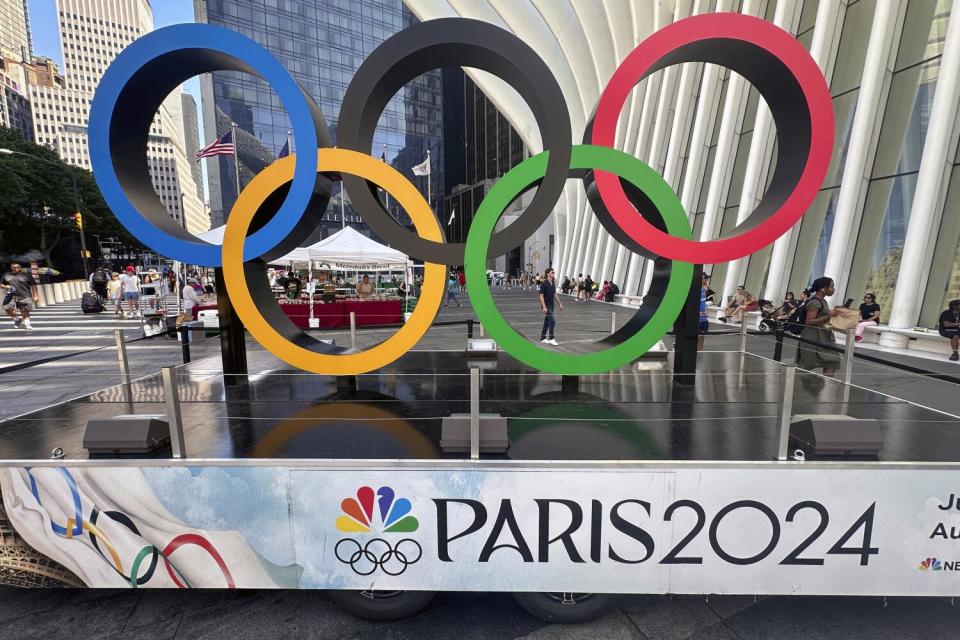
left=464, top=144, right=695, bottom=375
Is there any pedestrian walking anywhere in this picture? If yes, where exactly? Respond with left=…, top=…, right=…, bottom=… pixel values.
left=89, top=265, right=109, bottom=301
left=539, top=267, right=563, bottom=346
left=107, top=272, right=123, bottom=315
left=119, top=265, right=141, bottom=318
left=796, top=276, right=843, bottom=377
left=2, top=262, right=39, bottom=330
left=445, top=273, right=461, bottom=307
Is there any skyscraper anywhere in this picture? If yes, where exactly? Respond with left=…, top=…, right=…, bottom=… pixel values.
left=27, top=0, right=209, bottom=234
left=181, top=93, right=204, bottom=200
left=0, top=0, right=31, bottom=61
left=195, top=0, right=444, bottom=236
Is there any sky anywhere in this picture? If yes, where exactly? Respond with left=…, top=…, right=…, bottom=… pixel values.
left=29, top=0, right=201, bottom=98
left=29, top=0, right=207, bottom=193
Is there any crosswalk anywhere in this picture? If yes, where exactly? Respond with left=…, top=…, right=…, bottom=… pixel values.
left=0, top=295, right=180, bottom=368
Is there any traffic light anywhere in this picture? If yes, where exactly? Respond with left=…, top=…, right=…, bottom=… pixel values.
left=72, top=212, right=83, bottom=229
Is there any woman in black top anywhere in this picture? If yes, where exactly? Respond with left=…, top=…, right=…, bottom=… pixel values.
left=854, top=293, right=881, bottom=343
left=777, top=291, right=797, bottom=321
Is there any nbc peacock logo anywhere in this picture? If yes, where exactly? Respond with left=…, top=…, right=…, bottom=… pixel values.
left=919, top=557, right=943, bottom=571
left=334, top=486, right=422, bottom=576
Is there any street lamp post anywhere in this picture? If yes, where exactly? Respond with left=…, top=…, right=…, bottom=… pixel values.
left=0, top=147, right=90, bottom=277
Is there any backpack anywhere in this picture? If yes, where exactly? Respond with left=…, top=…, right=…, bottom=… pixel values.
left=92, top=269, right=108, bottom=283
left=785, top=301, right=808, bottom=335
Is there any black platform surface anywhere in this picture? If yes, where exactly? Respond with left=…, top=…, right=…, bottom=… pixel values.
left=0, top=343, right=956, bottom=462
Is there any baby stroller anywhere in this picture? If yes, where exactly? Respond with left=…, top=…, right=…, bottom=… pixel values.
left=757, top=299, right=780, bottom=333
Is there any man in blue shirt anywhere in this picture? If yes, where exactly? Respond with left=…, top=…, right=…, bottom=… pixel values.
left=698, top=273, right=713, bottom=351
left=539, top=267, right=563, bottom=345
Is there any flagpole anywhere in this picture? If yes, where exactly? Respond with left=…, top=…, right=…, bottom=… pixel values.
left=341, top=186, right=346, bottom=230
left=426, top=149, right=431, bottom=211
left=287, top=129, right=292, bottom=155
left=382, top=144, right=389, bottom=215
left=230, top=121, right=241, bottom=197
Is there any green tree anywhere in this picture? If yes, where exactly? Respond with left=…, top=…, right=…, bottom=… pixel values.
left=0, top=127, right=141, bottom=267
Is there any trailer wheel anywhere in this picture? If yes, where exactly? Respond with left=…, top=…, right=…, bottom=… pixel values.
left=512, top=592, right=617, bottom=623
left=328, top=589, right=436, bottom=621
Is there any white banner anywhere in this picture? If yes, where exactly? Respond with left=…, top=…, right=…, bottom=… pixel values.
left=292, top=468, right=960, bottom=595
left=5, top=465, right=960, bottom=594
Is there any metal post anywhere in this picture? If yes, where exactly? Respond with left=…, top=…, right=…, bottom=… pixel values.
left=773, top=325, right=785, bottom=362
left=610, top=311, right=617, bottom=335
left=214, top=267, right=247, bottom=385
left=479, top=323, right=485, bottom=338
left=161, top=367, right=187, bottom=459
left=470, top=367, right=480, bottom=460
left=739, top=314, right=748, bottom=354
left=349, top=311, right=357, bottom=349
left=843, top=327, right=856, bottom=386
left=114, top=329, right=129, bottom=384
left=467, top=318, right=474, bottom=339
left=179, top=325, right=191, bottom=364
left=776, top=365, right=796, bottom=461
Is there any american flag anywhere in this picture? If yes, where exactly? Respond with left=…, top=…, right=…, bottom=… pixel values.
left=195, top=131, right=234, bottom=161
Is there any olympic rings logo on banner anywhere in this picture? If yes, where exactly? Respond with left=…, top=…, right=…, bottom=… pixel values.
left=25, top=467, right=235, bottom=588
left=335, top=537, right=423, bottom=576
left=89, top=14, right=833, bottom=375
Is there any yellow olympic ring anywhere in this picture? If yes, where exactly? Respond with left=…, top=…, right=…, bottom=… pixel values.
left=222, top=149, right=445, bottom=375
left=66, top=517, right=124, bottom=573
left=251, top=403, right=439, bottom=458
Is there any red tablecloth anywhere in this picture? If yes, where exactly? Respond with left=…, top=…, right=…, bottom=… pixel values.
left=192, top=300, right=401, bottom=329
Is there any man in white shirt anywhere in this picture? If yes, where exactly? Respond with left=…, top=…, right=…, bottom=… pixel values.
left=119, top=266, right=141, bottom=319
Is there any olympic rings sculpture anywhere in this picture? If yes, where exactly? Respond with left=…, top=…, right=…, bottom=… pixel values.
left=335, top=537, right=423, bottom=576
left=89, top=13, right=832, bottom=375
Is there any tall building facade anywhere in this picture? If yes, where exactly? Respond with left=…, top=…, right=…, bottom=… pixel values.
left=0, top=0, right=31, bottom=60
left=26, top=0, right=209, bottom=234
left=442, top=70, right=546, bottom=274
left=195, top=0, right=444, bottom=236
left=408, top=0, right=960, bottom=344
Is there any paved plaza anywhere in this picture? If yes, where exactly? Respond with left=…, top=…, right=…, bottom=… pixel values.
left=0, top=290, right=958, bottom=638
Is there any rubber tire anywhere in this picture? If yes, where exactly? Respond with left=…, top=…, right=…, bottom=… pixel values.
left=512, top=592, right=618, bottom=623
left=327, top=590, right=436, bottom=621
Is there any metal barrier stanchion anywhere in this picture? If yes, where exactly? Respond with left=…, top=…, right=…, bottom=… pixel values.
left=161, top=367, right=187, bottom=459
left=470, top=367, right=480, bottom=460
left=739, top=315, right=749, bottom=354
left=179, top=325, right=191, bottom=364
left=467, top=318, right=475, bottom=339
left=776, top=364, right=796, bottom=461
left=479, top=323, right=485, bottom=338
left=844, top=327, right=856, bottom=386
left=114, top=329, right=129, bottom=384
left=774, top=325, right=785, bottom=362
left=349, top=311, right=357, bottom=349
left=610, top=311, right=617, bottom=335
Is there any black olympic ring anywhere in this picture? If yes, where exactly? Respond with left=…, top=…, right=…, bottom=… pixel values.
left=337, top=17, right=571, bottom=265
left=335, top=537, right=422, bottom=576
left=89, top=506, right=159, bottom=586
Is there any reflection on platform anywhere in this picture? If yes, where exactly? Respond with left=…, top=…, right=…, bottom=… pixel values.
left=0, top=350, right=957, bottom=462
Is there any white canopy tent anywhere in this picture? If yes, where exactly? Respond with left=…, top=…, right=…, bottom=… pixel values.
left=195, top=226, right=407, bottom=269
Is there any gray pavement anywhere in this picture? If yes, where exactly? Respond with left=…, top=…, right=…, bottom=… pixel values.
left=2, top=587, right=960, bottom=639
left=2, top=290, right=960, bottom=637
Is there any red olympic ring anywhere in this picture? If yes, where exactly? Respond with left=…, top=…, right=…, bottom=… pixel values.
left=591, top=13, right=833, bottom=263
left=161, top=533, right=236, bottom=589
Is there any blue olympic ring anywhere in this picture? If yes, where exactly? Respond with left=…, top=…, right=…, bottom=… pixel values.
left=27, top=467, right=82, bottom=537
left=89, top=24, right=326, bottom=266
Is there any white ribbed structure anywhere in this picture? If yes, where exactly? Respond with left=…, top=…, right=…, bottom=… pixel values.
left=405, top=0, right=960, bottom=334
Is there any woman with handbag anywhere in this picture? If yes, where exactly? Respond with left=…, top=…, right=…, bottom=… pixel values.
left=796, top=276, right=844, bottom=376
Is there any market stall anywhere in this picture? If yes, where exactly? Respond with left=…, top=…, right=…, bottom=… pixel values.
left=193, top=227, right=407, bottom=327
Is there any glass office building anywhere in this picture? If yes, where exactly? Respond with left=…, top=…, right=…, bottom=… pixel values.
left=195, top=0, right=444, bottom=235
